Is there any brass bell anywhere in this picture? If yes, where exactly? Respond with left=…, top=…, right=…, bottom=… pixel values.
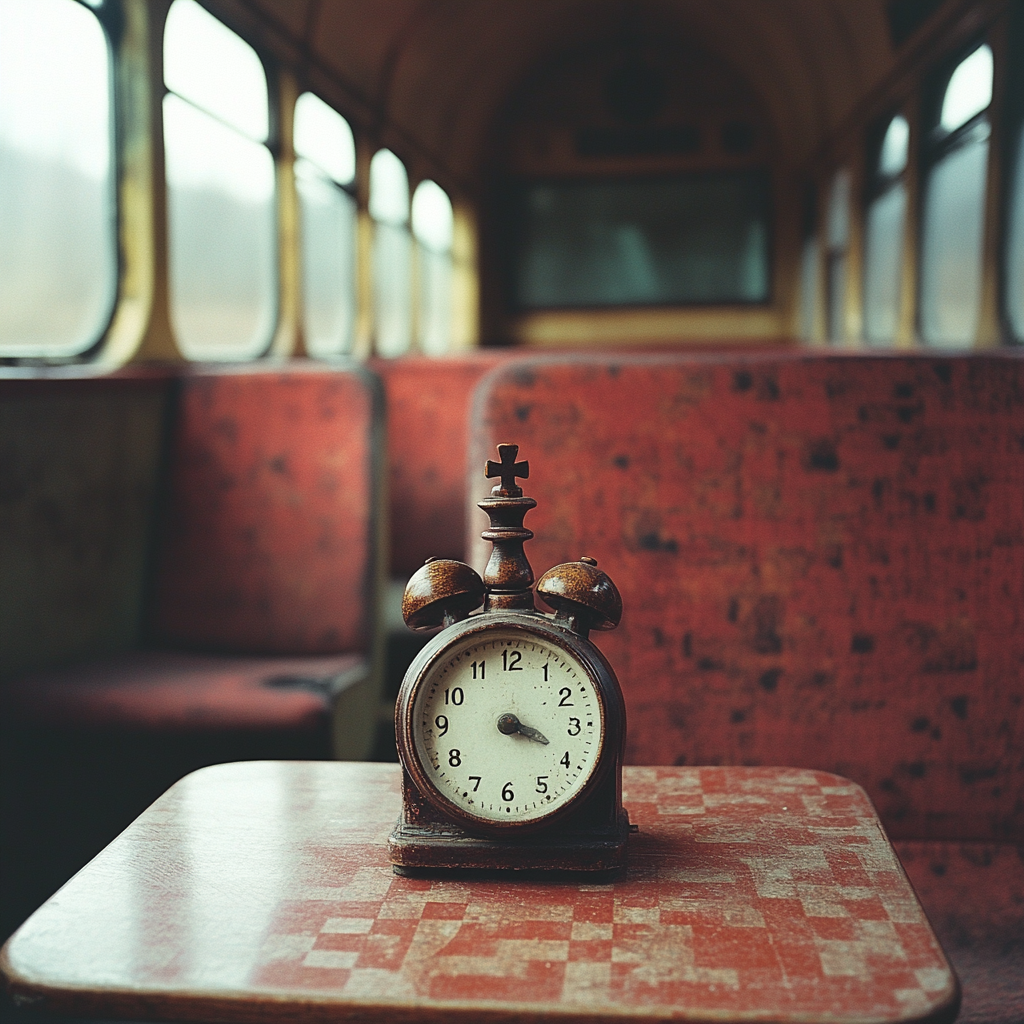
left=536, top=556, right=622, bottom=638
left=402, top=558, right=485, bottom=630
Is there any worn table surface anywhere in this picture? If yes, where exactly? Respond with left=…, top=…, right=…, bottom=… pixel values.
left=1, top=762, right=958, bottom=1024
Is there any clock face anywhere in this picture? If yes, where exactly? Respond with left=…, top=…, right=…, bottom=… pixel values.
left=409, top=629, right=605, bottom=826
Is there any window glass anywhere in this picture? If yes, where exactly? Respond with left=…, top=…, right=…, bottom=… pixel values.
left=514, top=173, right=769, bottom=308
left=294, top=92, right=355, bottom=185
left=920, top=126, right=989, bottom=346
left=879, top=115, right=910, bottom=177
left=370, top=149, right=411, bottom=355
left=164, top=1, right=275, bottom=360
left=0, top=0, right=115, bottom=358
left=413, top=181, right=454, bottom=355
left=412, top=180, right=454, bottom=252
left=825, top=169, right=850, bottom=342
left=864, top=183, right=907, bottom=344
left=863, top=116, right=910, bottom=346
left=164, top=0, right=268, bottom=142
left=940, top=45, right=993, bottom=133
left=411, top=183, right=452, bottom=356
left=1007, top=128, right=1024, bottom=341
left=799, top=235, right=820, bottom=342
left=920, top=45, right=994, bottom=349
left=294, top=93, right=356, bottom=357
left=369, top=149, right=409, bottom=225
left=296, top=160, right=356, bottom=356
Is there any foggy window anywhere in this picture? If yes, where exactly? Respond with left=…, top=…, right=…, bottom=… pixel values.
left=412, top=180, right=454, bottom=355
left=864, top=116, right=910, bottom=346
left=163, top=0, right=276, bottom=360
left=799, top=235, right=820, bottom=342
left=920, top=45, right=992, bottom=348
left=370, top=149, right=411, bottom=356
left=513, top=173, right=769, bottom=309
left=825, top=169, right=850, bottom=343
left=1006, top=126, right=1024, bottom=342
left=294, top=92, right=356, bottom=357
left=0, top=0, right=116, bottom=358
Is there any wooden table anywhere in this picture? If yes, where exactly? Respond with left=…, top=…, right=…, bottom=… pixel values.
left=1, top=762, right=958, bottom=1024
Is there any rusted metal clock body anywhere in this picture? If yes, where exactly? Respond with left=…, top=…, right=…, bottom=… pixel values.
left=389, top=444, right=631, bottom=875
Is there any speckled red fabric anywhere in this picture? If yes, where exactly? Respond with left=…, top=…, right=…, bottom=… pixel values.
left=153, top=366, right=381, bottom=655
left=468, top=353, right=1024, bottom=846
left=370, top=354, right=511, bottom=577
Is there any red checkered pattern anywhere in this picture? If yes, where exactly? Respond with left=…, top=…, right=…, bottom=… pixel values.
left=249, top=765, right=954, bottom=1020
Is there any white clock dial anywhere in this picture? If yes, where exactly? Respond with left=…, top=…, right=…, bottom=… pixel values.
left=411, top=630, right=604, bottom=825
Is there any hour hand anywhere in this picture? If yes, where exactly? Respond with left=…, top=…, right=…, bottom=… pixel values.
left=496, top=713, right=549, bottom=745
left=518, top=722, right=550, bottom=745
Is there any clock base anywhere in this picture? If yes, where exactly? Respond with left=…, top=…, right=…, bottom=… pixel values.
left=388, top=809, right=631, bottom=875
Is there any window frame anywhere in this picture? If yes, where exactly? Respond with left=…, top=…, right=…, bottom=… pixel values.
left=916, top=36, right=994, bottom=347
left=0, top=0, right=122, bottom=365
left=292, top=89, right=359, bottom=357
left=161, top=0, right=281, bottom=363
left=501, top=168, right=775, bottom=313
left=861, top=110, right=911, bottom=346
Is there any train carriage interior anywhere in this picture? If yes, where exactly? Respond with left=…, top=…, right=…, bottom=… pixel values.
left=0, top=0, right=1022, bottom=1021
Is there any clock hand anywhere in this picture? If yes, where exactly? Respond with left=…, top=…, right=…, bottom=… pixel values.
left=496, top=713, right=550, bottom=745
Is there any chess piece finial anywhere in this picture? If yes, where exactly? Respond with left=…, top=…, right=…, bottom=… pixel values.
left=536, top=556, right=622, bottom=639
left=485, top=443, right=529, bottom=497
left=479, top=443, right=536, bottom=611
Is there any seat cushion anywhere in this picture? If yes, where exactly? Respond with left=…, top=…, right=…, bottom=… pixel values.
left=0, top=649, right=365, bottom=732
left=896, top=841, right=1024, bottom=1024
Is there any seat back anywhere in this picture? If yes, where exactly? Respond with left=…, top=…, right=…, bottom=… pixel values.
left=370, top=353, right=511, bottom=577
left=469, top=353, right=1024, bottom=842
left=152, top=365, right=384, bottom=656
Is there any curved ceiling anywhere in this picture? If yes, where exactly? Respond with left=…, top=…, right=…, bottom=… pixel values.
left=229, top=0, right=918, bottom=190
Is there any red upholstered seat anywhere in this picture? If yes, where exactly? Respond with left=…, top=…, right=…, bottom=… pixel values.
left=1, top=365, right=384, bottom=941
left=153, top=365, right=381, bottom=655
left=468, top=351, right=1024, bottom=1024
left=370, top=353, right=511, bottom=576
left=0, top=650, right=364, bottom=732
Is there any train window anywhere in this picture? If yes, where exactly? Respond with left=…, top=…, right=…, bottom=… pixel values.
left=863, top=115, right=909, bottom=346
left=512, top=173, right=769, bottom=309
left=1007, top=126, right=1024, bottom=342
left=825, top=168, right=851, bottom=342
left=294, top=92, right=356, bottom=357
left=163, top=0, right=276, bottom=361
left=370, top=149, right=412, bottom=357
left=920, top=44, right=993, bottom=347
left=0, top=0, right=115, bottom=359
left=412, top=181, right=454, bottom=355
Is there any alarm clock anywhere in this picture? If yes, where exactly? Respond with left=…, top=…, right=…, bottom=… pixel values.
left=388, top=443, right=632, bottom=874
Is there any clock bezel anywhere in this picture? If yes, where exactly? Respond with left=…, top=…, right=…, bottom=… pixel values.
left=396, top=612, right=622, bottom=837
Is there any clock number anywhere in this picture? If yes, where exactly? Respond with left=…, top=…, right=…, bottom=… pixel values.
left=434, top=715, right=448, bottom=736
left=567, top=717, right=581, bottom=736
left=558, top=687, right=573, bottom=707
left=471, top=661, right=485, bottom=679
left=468, top=776, right=481, bottom=792
left=502, top=782, right=515, bottom=802
left=560, top=751, right=571, bottom=768
left=448, top=749, right=461, bottom=767
left=543, top=664, right=549, bottom=681
left=502, top=649, right=522, bottom=672
left=445, top=686, right=464, bottom=705
left=535, top=776, right=548, bottom=794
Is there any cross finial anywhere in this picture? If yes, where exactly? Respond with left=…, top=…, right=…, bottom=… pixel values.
left=485, top=443, right=529, bottom=497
